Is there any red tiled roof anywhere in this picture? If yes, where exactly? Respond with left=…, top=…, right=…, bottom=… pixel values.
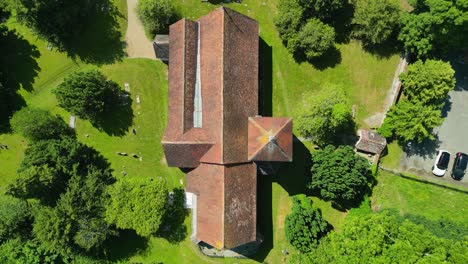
left=161, top=7, right=292, bottom=250
left=248, top=117, right=293, bottom=162
left=186, top=162, right=257, bottom=249
left=162, top=7, right=258, bottom=167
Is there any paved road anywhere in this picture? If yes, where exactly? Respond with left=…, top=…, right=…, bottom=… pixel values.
left=400, top=61, right=468, bottom=183
left=125, top=0, right=156, bottom=59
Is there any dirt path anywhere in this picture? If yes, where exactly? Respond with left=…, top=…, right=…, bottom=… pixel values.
left=125, top=0, right=155, bottom=59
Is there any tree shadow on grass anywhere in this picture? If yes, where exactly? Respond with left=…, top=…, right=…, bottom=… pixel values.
left=102, top=229, right=148, bottom=261
left=92, top=91, right=134, bottom=136
left=66, top=1, right=126, bottom=64
left=157, top=188, right=188, bottom=244
left=293, top=46, right=342, bottom=71
left=252, top=137, right=312, bottom=262
left=361, top=33, right=404, bottom=59
left=0, top=26, right=40, bottom=131
left=0, top=27, right=40, bottom=92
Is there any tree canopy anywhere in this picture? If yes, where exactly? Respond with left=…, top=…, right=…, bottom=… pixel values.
left=34, top=168, right=116, bottom=255
left=299, top=0, right=346, bottom=20
left=296, top=86, right=353, bottom=145
left=399, top=0, right=468, bottom=58
left=290, top=212, right=468, bottom=263
left=105, top=178, right=168, bottom=237
left=0, top=196, right=31, bottom=243
left=137, top=0, right=177, bottom=35
left=54, top=69, right=121, bottom=122
left=352, top=0, right=401, bottom=46
left=274, top=0, right=343, bottom=61
left=285, top=195, right=330, bottom=252
left=400, top=59, right=455, bottom=106
left=378, top=101, right=443, bottom=143
left=7, top=138, right=112, bottom=204
left=10, top=107, right=75, bottom=142
left=290, top=18, right=335, bottom=60
left=309, top=145, right=372, bottom=205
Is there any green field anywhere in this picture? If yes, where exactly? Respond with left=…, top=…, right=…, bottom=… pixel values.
left=0, top=0, right=446, bottom=263
left=373, top=171, right=468, bottom=223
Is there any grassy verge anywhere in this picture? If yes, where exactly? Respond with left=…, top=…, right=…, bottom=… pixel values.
left=373, top=170, right=467, bottom=223
left=380, top=140, right=404, bottom=169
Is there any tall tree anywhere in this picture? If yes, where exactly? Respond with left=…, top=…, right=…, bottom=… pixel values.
left=296, top=86, right=354, bottom=145
left=285, top=194, right=330, bottom=253
left=352, top=0, right=401, bottom=46
left=378, top=101, right=443, bottom=143
left=274, top=0, right=344, bottom=60
left=400, top=59, right=455, bottom=106
left=33, top=168, right=115, bottom=254
left=289, top=18, right=335, bottom=60
left=54, top=69, right=121, bottom=122
left=309, top=145, right=372, bottom=205
left=10, top=107, right=75, bottom=142
left=137, top=0, right=176, bottom=35
left=399, top=0, right=468, bottom=58
left=105, top=178, right=168, bottom=237
left=0, top=196, right=32, bottom=243
left=7, top=138, right=112, bottom=204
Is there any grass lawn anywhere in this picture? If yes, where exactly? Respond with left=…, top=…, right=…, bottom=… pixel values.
left=373, top=170, right=468, bottom=223
left=380, top=140, right=404, bottom=170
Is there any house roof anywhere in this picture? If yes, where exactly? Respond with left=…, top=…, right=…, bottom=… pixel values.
left=355, top=129, right=387, bottom=154
left=185, top=162, right=257, bottom=249
left=248, top=117, right=293, bottom=162
left=162, top=7, right=259, bottom=167
left=161, top=7, right=292, bottom=250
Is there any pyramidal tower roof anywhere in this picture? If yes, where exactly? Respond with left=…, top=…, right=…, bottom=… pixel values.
left=248, top=117, right=293, bottom=162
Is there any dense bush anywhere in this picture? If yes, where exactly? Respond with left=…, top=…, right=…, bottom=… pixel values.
left=137, top=0, right=176, bottom=35
left=285, top=194, right=330, bottom=252
left=309, top=145, right=372, bottom=205
left=106, top=178, right=168, bottom=237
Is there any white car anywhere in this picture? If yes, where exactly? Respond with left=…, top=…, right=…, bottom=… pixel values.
left=432, top=150, right=451, bottom=176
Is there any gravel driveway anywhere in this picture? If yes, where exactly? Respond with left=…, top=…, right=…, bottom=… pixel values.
left=125, top=0, right=156, bottom=59
left=400, top=61, right=468, bottom=183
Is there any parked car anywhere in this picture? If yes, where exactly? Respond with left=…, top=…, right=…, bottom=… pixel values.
left=432, top=150, right=451, bottom=176
left=451, top=152, right=467, bottom=180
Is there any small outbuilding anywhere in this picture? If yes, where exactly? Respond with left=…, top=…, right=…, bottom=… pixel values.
left=153, top=35, right=169, bottom=62
left=355, top=129, right=387, bottom=155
